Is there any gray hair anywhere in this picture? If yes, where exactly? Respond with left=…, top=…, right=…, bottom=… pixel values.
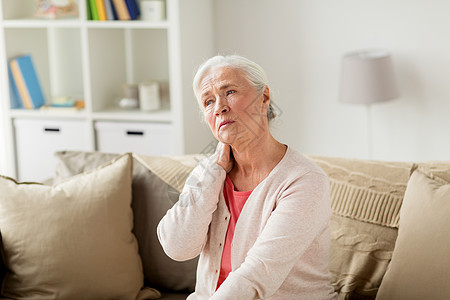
left=193, top=55, right=276, bottom=121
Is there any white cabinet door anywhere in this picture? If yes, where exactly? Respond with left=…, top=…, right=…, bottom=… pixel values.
left=95, top=121, right=174, bottom=156
left=14, top=119, right=91, bottom=182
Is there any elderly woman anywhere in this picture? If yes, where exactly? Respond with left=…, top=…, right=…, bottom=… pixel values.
left=157, top=55, right=336, bottom=299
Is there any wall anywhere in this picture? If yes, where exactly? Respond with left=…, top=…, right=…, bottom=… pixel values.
left=1, top=0, right=449, bottom=176
left=213, top=0, right=450, bottom=161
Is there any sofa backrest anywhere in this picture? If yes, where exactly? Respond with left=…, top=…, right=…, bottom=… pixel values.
left=2, top=150, right=449, bottom=299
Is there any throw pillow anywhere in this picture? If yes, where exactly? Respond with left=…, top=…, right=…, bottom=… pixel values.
left=329, top=214, right=397, bottom=298
left=376, top=169, right=450, bottom=300
left=54, top=151, right=199, bottom=292
left=309, top=156, right=413, bottom=299
left=0, top=154, right=144, bottom=299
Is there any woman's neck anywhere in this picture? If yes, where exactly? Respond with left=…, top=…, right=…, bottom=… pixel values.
left=229, top=134, right=287, bottom=191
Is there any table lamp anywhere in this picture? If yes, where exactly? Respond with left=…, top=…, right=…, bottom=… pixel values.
left=339, top=49, right=400, bottom=158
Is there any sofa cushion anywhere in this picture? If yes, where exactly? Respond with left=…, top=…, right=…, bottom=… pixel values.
left=376, top=169, right=450, bottom=300
left=416, top=161, right=450, bottom=182
left=0, top=154, right=144, bottom=299
left=329, top=215, right=397, bottom=299
left=54, top=151, right=199, bottom=293
left=309, top=156, right=413, bottom=299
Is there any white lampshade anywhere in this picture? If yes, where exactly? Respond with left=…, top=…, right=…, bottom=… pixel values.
left=339, top=49, right=399, bottom=104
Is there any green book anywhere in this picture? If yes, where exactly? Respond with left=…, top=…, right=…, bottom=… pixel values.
left=86, top=0, right=92, bottom=20
left=89, top=0, right=99, bottom=20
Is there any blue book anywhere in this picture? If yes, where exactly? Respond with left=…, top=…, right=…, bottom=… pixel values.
left=9, top=54, right=46, bottom=109
left=124, top=0, right=140, bottom=20
left=8, top=66, right=23, bottom=109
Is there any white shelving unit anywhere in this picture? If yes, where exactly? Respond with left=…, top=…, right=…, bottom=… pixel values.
left=0, top=0, right=214, bottom=181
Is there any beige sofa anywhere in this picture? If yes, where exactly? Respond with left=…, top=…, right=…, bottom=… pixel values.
left=0, top=151, right=449, bottom=299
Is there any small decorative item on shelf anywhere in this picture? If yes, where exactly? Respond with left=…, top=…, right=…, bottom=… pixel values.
left=34, top=0, right=79, bottom=19
left=140, top=0, right=166, bottom=21
left=40, top=96, right=85, bottom=111
left=139, top=81, right=161, bottom=111
left=119, top=83, right=139, bottom=109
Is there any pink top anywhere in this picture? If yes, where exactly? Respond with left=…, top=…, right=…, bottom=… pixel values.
left=216, top=175, right=252, bottom=290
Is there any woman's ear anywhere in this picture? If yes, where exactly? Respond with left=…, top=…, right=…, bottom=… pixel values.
left=261, top=86, right=270, bottom=111
left=263, top=86, right=270, bottom=102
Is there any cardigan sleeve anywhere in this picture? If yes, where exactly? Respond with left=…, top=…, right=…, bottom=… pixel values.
left=212, top=171, right=331, bottom=299
left=157, top=153, right=226, bottom=261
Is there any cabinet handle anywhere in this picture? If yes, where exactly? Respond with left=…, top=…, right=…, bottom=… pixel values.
left=44, top=128, right=60, bottom=132
left=126, top=130, right=144, bottom=136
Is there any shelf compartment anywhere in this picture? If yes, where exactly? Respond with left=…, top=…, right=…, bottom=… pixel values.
left=87, top=27, right=169, bottom=112
left=2, top=0, right=40, bottom=20
left=1, top=0, right=80, bottom=21
left=4, top=27, right=84, bottom=109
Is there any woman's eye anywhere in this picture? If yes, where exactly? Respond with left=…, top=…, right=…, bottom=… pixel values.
left=226, top=90, right=235, bottom=96
left=204, top=99, right=214, bottom=107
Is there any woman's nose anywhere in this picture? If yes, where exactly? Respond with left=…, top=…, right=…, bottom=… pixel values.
left=214, top=97, right=230, bottom=115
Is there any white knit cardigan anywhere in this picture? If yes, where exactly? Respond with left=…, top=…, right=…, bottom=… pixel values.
left=157, top=147, right=337, bottom=300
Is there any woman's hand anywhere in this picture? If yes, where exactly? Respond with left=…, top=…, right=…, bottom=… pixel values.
left=216, top=142, right=234, bottom=173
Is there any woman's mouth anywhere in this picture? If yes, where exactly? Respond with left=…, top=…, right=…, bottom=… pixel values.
left=219, top=120, right=235, bottom=130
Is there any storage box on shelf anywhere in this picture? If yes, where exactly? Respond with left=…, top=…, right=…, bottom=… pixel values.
left=0, top=0, right=214, bottom=180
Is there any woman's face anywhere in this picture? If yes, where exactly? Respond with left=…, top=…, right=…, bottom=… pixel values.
left=199, top=67, right=270, bottom=148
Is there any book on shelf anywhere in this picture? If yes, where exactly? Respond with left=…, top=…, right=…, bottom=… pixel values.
left=88, top=0, right=99, bottom=20
left=111, top=0, right=130, bottom=20
left=109, top=0, right=119, bottom=20
left=95, top=0, right=107, bottom=20
left=9, top=54, right=46, bottom=110
left=124, top=0, right=140, bottom=20
left=86, top=0, right=92, bottom=20
left=103, top=0, right=115, bottom=20
left=8, top=67, right=23, bottom=109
